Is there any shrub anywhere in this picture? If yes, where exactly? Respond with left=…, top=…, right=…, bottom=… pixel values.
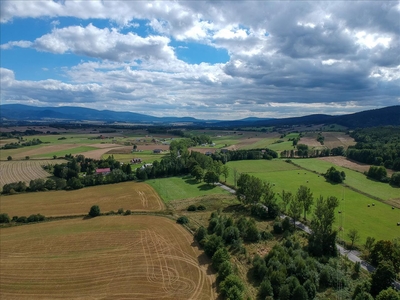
left=16, top=216, right=27, bottom=223
left=27, top=214, right=45, bottom=223
left=117, top=208, right=124, bottom=215
left=218, top=260, right=233, bottom=282
left=197, top=204, right=206, bottom=211
left=212, top=247, right=230, bottom=271
left=11, top=216, right=18, bottom=222
left=204, top=234, right=224, bottom=257
left=124, top=209, right=132, bottom=215
left=88, top=205, right=100, bottom=217
left=0, top=213, right=10, bottom=223
left=176, top=216, right=189, bottom=224
left=187, top=205, right=197, bottom=211
left=273, top=220, right=284, bottom=234
left=219, top=274, right=245, bottom=299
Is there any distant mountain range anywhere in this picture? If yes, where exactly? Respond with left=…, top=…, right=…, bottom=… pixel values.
left=1, top=104, right=399, bottom=128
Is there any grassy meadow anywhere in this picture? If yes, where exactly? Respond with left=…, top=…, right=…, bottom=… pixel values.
left=225, top=159, right=400, bottom=244
left=146, top=176, right=232, bottom=203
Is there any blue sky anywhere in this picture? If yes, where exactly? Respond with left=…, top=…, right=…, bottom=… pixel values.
left=1, top=1, right=399, bottom=120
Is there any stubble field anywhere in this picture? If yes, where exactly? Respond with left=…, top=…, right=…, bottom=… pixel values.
left=0, top=215, right=215, bottom=300
left=0, top=181, right=164, bottom=217
left=0, top=159, right=67, bottom=187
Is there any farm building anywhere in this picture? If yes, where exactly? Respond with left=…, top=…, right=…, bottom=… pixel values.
left=95, top=168, right=111, bottom=175
left=141, top=163, right=153, bottom=169
left=153, top=149, right=163, bottom=154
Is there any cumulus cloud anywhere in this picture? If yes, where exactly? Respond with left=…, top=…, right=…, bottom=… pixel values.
left=1, top=1, right=399, bottom=118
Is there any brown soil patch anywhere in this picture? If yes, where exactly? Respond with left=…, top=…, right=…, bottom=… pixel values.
left=323, top=132, right=356, bottom=149
left=0, top=216, right=215, bottom=300
left=0, top=182, right=165, bottom=217
left=82, top=146, right=125, bottom=159
left=297, top=137, right=322, bottom=148
left=318, top=156, right=370, bottom=173
left=317, top=156, right=394, bottom=176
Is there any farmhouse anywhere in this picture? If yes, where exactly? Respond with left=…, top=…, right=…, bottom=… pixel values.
left=95, top=168, right=111, bottom=175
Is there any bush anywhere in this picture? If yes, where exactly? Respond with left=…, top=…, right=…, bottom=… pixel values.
left=0, top=213, right=10, bottom=223
left=11, top=216, right=18, bottom=222
left=16, top=216, right=27, bottom=223
left=124, top=209, right=132, bottom=215
left=212, top=247, right=230, bottom=271
left=117, top=208, right=124, bottom=214
left=27, top=214, right=45, bottom=223
left=273, top=220, right=284, bottom=234
left=204, top=234, right=224, bottom=257
left=88, top=205, right=100, bottom=217
left=187, top=205, right=197, bottom=211
left=176, top=216, right=189, bottom=224
left=197, top=204, right=206, bottom=211
left=219, top=274, right=245, bottom=299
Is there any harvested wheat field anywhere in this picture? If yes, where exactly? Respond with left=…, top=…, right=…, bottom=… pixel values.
left=0, top=216, right=215, bottom=300
left=0, top=159, right=66, bottom=187
left=0, top=182, right=164, bottom=217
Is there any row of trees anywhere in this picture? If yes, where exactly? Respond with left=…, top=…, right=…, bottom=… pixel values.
left=1, top=138, right=43, bottom=149
left=280, top=145, right=346, bottom=158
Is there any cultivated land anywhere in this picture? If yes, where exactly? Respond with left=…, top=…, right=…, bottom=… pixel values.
left=0, top=159, right=66, bottom=187
left=146, top=176, right=232, bottom=203
left=0, top=181, right=164, bottom=217
left=225, top=159, right=400, bottom=244
left=0, top=215, right=215, bottom=300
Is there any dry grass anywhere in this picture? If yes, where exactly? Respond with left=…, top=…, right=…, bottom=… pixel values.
left=0, top=159, right=66, bottom=187
left=0, top=215, right=215, bottom=300
left=0, top=182, right=165, bottom=217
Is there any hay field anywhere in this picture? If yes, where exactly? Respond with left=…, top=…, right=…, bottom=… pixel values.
left=0, top=216, right=215, bottom=300
left=0, top=182, right=164, bottom=217
left=0, top=159, right=66, bottom=187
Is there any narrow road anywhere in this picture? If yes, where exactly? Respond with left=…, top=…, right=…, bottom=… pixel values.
left=217, top=182, right=400, bottom=290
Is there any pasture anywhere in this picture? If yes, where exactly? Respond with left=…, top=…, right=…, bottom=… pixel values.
left=225, top=160, right=400, bottom=244
left=0, top=182, right=164, bottom=217
left=292, top=158, right=399, bottom=202
left=0, top=215, right=215, bottom=300
left=146, top=176, right=232, bottom=203
left=0, top=159, right=66, bottom=187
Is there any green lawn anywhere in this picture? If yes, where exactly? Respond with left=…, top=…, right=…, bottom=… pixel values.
left=225, top=159, right=400, bottom=244
left=146, top=176, right=231, bottom=203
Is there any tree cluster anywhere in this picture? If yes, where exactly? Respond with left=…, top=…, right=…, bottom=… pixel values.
left=324, top=166, right=346, bottom=183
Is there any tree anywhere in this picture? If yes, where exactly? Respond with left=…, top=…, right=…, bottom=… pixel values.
left=88, top=205, right=100, bottom=217
left=376, top=287, right=400, bottom=300
left=296, top=185, right=313, bottom=220
left=191, top=165, right=204, bottom=182
left=221, top=165, right=229, bottom=182
left=364, top=236, right=376, bottom=254
left=261, top=182, right=276, bottom=206
left=348, top=229, right=360, bottom=249
left=280, top=190, right=293, bottom=212
left=204, top=171, right=219, bottom=185
left=371, top=260, right=396, bottom=296
left=288, top=196, right=302, bottom=230
left=324, top=166, right=346, bottom=183
left=390, top=172, right=400, bottom=186
left=7, top=156, right=12, bottom=161
left=236, top=173, right=263, bottom=205
left=212, top=247, right=230, bottom=271
left=308, top=196, right=339, bottom=257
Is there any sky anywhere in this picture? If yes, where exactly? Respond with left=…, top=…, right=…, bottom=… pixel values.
left=0, top=1, right=399, bottom=120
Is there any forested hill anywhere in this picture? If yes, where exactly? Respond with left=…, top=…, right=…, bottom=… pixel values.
left=333, top=105, right=400, bottom=128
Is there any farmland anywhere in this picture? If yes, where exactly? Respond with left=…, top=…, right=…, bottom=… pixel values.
left=146, top=176, right=232, bottom=203
left=225, top=159, right=400, bottom=243
left=0, top=182, right=164, bottom=217
left=0, top=159, right=66, bottom=187
left=0, top=215, right=215, bottom=300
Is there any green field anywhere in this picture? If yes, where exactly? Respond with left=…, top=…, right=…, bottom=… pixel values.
left=292, top=158, right=400, bottom=201
left=146, top=176, right=231, bottom=203
left=33, top=146, right=99, bottom=158
left=225, top=159, right=400, bottom=244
